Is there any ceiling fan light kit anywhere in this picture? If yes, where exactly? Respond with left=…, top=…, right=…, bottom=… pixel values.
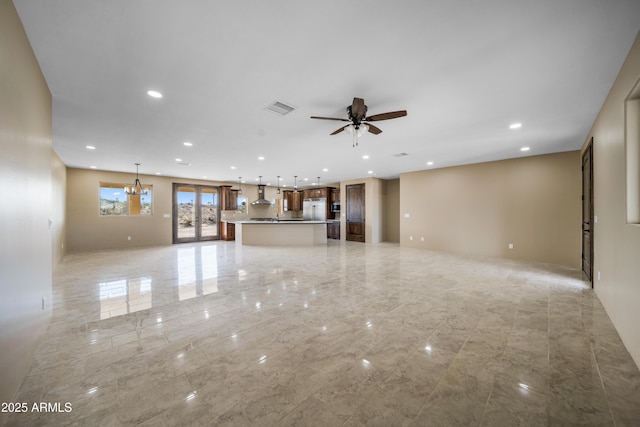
left=311, top=97, right=407, bottom=147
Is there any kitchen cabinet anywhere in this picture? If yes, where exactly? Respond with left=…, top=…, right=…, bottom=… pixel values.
left=220, top=185, right=238, bottom=210
left=221, top=221, right=235, bottom=241
left=327, top=221, right=340, bottom=240
left=283, top=190, right=302, bottom=211
left=304, top=187, right=328, bottom=199
left=331, top=188, right=340, bottom=203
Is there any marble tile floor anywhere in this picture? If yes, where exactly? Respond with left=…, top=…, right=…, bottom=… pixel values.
left=5, top=241, right=640, bottom=426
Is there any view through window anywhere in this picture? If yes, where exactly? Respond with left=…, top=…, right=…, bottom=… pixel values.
left=100, top=182, right=153, bottom=215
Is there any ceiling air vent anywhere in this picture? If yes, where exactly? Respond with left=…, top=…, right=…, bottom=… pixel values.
left=393, top=152, right=409, bottom=157
left=176, top=161, right=192, bottom=166
left=265, top=101, right=296, bottom=116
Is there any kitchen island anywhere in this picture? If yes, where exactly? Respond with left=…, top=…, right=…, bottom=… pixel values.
left=233, top=220, right=327, bottom=246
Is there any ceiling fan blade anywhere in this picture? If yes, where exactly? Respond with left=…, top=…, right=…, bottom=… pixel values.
left=310, top=116, right=350, bottom=122
left=367, top=124, right=383, bottom=135
left=351, top=97, right=366, bottom=119
left=330, top=125, right=350, bottom=135
left=365, top=110, right=407, bottom=122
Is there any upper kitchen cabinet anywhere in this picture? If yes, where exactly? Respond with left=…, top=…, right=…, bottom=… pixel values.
left=283, top=190, right=302, bottom=211
left=220, top=185, right=238, bottom=210
left=304, top=187, right=329, bottom=199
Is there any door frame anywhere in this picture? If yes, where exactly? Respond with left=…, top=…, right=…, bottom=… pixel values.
left=172, top=183, right=221, bottom=244
left=582, top=138, right=594, bottom=286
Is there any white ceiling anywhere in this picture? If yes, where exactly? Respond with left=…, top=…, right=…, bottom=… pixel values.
left=13, top=0, right=640, bottom=188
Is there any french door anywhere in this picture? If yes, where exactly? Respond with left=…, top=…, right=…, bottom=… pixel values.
left=173, top=184, right=220, bottom=243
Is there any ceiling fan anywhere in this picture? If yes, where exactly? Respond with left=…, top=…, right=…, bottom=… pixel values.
left=310, top=97, right=407, bottom=146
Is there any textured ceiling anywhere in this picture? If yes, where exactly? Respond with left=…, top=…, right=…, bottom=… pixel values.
left=13, top=0, right=640, bottom=187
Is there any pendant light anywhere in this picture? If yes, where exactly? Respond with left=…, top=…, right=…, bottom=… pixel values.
left=293, top=176, right=298, bottom=193
left=124, top=163, right=148, bottom=196
left=276, top=176, right=281, bottom=194
left=237, top=177, right=243, bottom=195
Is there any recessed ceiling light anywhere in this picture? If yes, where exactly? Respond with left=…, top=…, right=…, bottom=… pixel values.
left=368, top=170, right=374, bottom=174
left=147, top=90, right=163, bottom=98
left=86, top=145, right=96, bottom=150
left=303, top=178, right=309, bottom=181
left=155, top=172, right=161, bottom=175
left=362, top=155, right=370, bottom=159
left=230, top=166, right=236, bottom=170
left=175, top=158, right=182, bottom=162
left=203, top=176, right=207, bottom=179
left=427, top=161, right=434, bottom=166
left=258, top=156, right=265, bottom=160
left=183, top=141, right=193, bottom=147
left=89, top=165, right=97, bottom=169
left=322, top=168, right=328, bottom=172
left=510, top=123, right=522, bottom=129
left=520, top=147, right=530, bottom=152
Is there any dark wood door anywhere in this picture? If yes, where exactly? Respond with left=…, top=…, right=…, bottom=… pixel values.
left=582, top=138, right=593, bottom=285
left=346, top=183, right=365, bottom=242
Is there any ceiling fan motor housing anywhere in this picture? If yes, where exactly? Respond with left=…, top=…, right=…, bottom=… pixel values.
left=347, top=104, right=367, bottom=125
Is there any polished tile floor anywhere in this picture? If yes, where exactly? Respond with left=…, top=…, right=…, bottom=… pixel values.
left=7, top=241, right=640, bottom=426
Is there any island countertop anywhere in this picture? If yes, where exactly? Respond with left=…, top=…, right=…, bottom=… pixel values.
left=233, top=220, right=328, bottom=245
left=230, top=219, right=327, bottom=224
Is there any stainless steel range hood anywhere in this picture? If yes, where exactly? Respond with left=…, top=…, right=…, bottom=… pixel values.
left=250, top=184, right=271, bottom=205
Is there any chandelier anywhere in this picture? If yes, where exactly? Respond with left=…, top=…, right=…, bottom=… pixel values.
left=124, top=163, right=148, bottom=196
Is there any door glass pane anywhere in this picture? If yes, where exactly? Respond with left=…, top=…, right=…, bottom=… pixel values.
left=201, top=188, right=218, bottom=238
left=177, top=187, right=196, bottom=240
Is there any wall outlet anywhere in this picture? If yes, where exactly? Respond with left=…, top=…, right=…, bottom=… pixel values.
left=127, top=236, right=132, bottom=241
left=598, top=271, right=601, bottom=280
left=508, top=243, right=514, bottom=249
left=163, top=213, right=170, bottom=218
left=409, top=235, right=413, bottom=241
left=404, top=213, right=411, bottom=218
left=421, top=237, right=425, bottom=241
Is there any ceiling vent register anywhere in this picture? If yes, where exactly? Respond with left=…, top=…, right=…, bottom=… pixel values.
left=265, top=101, right=296, bottom=116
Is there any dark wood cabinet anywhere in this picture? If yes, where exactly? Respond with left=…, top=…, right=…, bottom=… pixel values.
left=327, top=221, right=340, bottom=240
left=304, top=187, right=328, bottom=199
left=220, top=185, right=238, bottom=210
left=331, top=188, right=340, bottom=203
left=221, top=221, right=235, bottom=241
left=283, top=190, right=302, bottom=211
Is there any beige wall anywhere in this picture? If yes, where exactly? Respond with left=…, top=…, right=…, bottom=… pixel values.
left=339, top=177, right=385, bottom=243
left=400, top=151, right=581, bottom=267
left=383, top=179, right=400, bottom=242
left=51, top=152, right=67, bottom=269
left=585, top=32, right=640, bottom=368
left=0, top=0, right=54, bottom=415
left=66, top=168, right=299, bottom=252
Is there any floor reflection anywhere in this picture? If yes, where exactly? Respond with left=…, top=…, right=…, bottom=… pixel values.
left=99, top=244, right=220, bottom=318
left=99, top=277, right=152, bottom=319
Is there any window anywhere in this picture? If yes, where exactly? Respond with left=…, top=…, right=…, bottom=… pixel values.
left=100, top=182, right=153, bottom=216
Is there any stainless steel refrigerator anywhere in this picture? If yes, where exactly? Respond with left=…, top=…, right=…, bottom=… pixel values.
left=303, top=198, right=327, bottom=221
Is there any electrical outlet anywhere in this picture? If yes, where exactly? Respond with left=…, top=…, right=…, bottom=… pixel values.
left=128, top=236, right=132, bottom=241
left=508, top=243, right=514, bottom=249
left=421, top=237, right=424, bottom=241
left=598, top=271, right=601, bottom=281
left=409, top=236, right=413, bottom=241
